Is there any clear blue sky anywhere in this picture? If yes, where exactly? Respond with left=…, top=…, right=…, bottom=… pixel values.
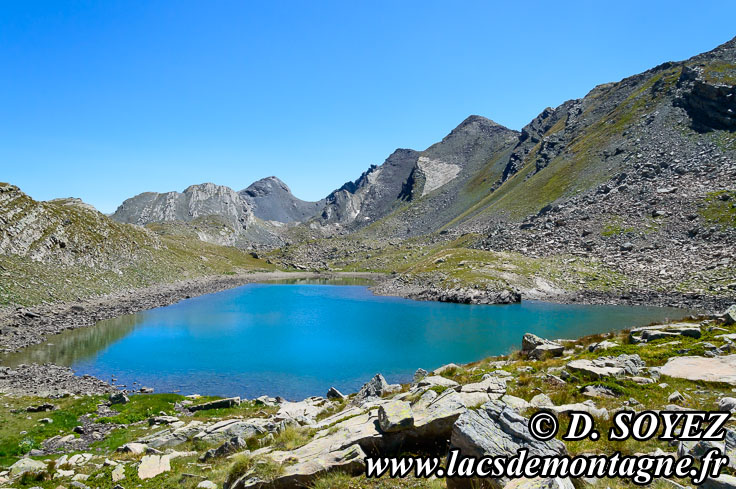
left=2, top=1, right=735, bottom=213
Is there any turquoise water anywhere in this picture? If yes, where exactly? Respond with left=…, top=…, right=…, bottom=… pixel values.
left=5, top=283, right=686, bottom=400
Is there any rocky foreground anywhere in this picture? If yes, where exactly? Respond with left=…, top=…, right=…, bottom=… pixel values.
left=1, top=306, right=735, bottom=489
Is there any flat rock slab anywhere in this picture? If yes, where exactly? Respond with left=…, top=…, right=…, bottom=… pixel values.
left=416, top=375, right=459, bottom=389
left=138, top=454, right=171, bottom=480
left=660, top=355, right=736, bottom=385
left=566, top=359, right=624, bottom=378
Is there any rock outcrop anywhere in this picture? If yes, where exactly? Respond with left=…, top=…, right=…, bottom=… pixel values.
left=448, top=400, right=568, bottom=489
left=239, top=177, right=324, bottom=223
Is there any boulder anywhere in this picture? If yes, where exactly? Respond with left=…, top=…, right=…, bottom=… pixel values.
left=566, top=359, right=624, bottom=378
left=378, top=400, right=413, bottom=433
left=116, top=442, right=147, bottom=454
left=326, top=387, right=345, bottom=400
left=137, top=421, right=204, bottom=449
left=109, top=392, right=129, bottom=405
left=448, top=401, right=566, bottom=489
left=722, top=305, right=736, bottom=325
left=198, top=481, right=218, bottom=489
left=229, top=444, right=365, bottom=489
left=581, top=384, right=618, bottom=399
left=522, top=333, right=564, bottom=359
left=548, top=402, right=609, bottom=420
left=200, top=436, right=247, bottom=462
left=148, top=415, right=179, bottom=425
left=413, top=368, right=429, bottom=382
left=566, top=354, right=644, bottom=378
left=189, top=397, right=241, bottom=412
left=668, top=391, right=685, bottom=403
left=353, top=374, right=390, bottom=403
left=629, top=323, right=701, bottom=343
left=9, top=458, right=47, bottom=476
left=660, top=355, right=736, bottom=385
left=137, top=454, right=171, bottom=480
left=276, top=397, right=331, bottom=424
left=588, top=340, right=618, bottom=352
left=500, top=395, right=531, bottom=411
left=417, top=375, right=460, bottom=390
left=530, top=394, right=554, bottom=408
left=460, top=376, right=507, bottom=396
left=433, top=363, right=460, bottom=375
left=411, top=388, right=468, bottom=438
left=194, top=418, right=277, bottom=444
left=718, top=397, right=736, bottom=412
left=111, top=464, right=125, bottom=483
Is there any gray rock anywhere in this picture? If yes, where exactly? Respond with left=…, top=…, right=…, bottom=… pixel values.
left=189, top=397, right=241, bottom=412
left=448, top=401, right=566, bottom=489
left=723, top=305, right=736, bottom=325
left=530, top=394, right=554, bottom=408
left=719, top=397, right=736, bottom=412
left=378, top=400, right=414, bottom=433
left=660, top=355, right=736, bottom=385
left=522, top=333, right=564, bottom=359
left=326, top=387, right=345, bottom=400
left=137, top=454, right=171, bottom=480
left=413, top=368, right=429, bottom=382
left=629, top=323, right=701, bottom=343
left=9, top=458, right=47, bottom=476
left=582, top=384, right=618, bottom=399
left=417, top=375, right=459, bottom=390
left=109, top=392, right=129, bottom=405
left=199, top=436, right=247, bottom=462
left=668, top=391, right=685, bottom=403
left=353, top=374, right=390, bottom=403
left=700, top=475, right=736, bottom=489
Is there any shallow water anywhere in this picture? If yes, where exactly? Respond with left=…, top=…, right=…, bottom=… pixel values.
left=3, top=282, right=686, bottom=400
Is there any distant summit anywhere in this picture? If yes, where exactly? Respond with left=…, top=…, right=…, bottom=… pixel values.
left=239, top=177, right=325, bottom=223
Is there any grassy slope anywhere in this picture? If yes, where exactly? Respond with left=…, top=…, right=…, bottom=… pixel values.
left=0, top=184, right=276, bottom=308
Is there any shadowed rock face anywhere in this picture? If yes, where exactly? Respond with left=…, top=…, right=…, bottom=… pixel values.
left=317, top=115, right=519, bottom=232
left=239, top=176, right=324, bottom=223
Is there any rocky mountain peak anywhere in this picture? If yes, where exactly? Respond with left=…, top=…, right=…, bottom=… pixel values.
left=441, top=115, right=513, bottom=142
left=240, top=176, right=292, bottom=198
left=239, top=177, right=324, bottom=224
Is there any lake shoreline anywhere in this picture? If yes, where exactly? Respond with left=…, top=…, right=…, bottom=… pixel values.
left=0, top=271, right=383, bottom=355
left=0, top=269, right=727, bottom=398
left=2, top=267, right=726, bottom=357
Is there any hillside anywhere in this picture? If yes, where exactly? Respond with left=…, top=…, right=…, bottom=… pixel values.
left=0, top=183, right=274, bottom=307
left=270, top=37, right=736, bottom=308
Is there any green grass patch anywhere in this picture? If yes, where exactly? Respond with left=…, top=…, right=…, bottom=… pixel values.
left=96, top=394, right=183, bottom=424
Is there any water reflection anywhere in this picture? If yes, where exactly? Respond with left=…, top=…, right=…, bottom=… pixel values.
left=1, top=313, right=142, bottom=367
